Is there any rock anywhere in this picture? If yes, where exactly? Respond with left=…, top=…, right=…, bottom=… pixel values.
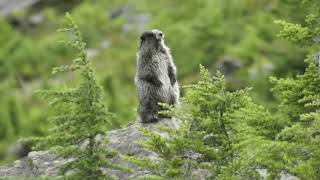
left=313, top=35, right=320, bottom=44
left=257, top=169, right=299, bottom=180
left=123, top=14, right=149, bottom=33
left=28, top=13, right=44, bottom=26
left=249, top=62, right=274, bottom=79
left=85, top=48, right=99, bottom=59
left=314, top=52, right=320, bottom=74
left=279, top=172, right=299, bottom=180
left=262, top=62, right=274, bottom=75
left=0, top=119, right=299, bottom=179
left=7, top=143, right=31, bottom=159
left=108, top=4, right=149, bottom=33
left=108, top=5, right=130, bottom=19
left=0, top=119, right=181, bottom=179
left=100, top=40, right=111, bottom=49
left=212, top=56, right=241, bottom=77
left=0, top=0, right=40, bottom=17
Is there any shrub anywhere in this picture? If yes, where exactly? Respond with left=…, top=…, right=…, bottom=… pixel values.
left=26, top=13, right=121, bottom=179
left=126, top=65, right=275, bottom=179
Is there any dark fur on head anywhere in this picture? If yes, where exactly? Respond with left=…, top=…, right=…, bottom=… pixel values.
left=139, top=29, right=167, bottom=54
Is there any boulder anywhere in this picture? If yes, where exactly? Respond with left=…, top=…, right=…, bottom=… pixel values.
left=0, top=119, right=180, bottom=179
left=0, top=119, right=299, bottom=179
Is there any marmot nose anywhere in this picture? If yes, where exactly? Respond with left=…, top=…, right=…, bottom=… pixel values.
left=151, top=29, right=164, bottom=40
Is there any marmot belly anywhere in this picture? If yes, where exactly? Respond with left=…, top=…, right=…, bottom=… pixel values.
left=136, top=79, right=172, bottom=104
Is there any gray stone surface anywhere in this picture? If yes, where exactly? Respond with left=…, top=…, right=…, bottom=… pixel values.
left=0, top=0, right=39, bottom=17
left=7, top=143, right=31, bottom=159
left=213, top=56, right=241, bottom=77
left=0, top=119, right=179, bottom=179
left=0, top=119, right=299, bottom=179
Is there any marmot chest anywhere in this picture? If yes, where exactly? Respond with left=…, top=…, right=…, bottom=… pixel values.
left=151, top=55, right=167, bottom=71
left=139, top=53, right=170, bottom=84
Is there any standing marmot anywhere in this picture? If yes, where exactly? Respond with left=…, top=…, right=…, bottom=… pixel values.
left=135, top=29, right=180, bottom=123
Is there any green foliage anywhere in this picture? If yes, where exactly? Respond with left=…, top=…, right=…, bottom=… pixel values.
left=0, top=1, right=312, bottom=164
left=126, top=66, right=278, bottom=179
left=127, top=2, right=320, bottom=178
left=265, top=1, right=320, bottom=178
left=269, top=52, right=320, bottom=178
left=25, top=14, right=120, bottom=179
left=275, top=0, right=320, bottom=46
left=0, top=3, right=319, bottom=180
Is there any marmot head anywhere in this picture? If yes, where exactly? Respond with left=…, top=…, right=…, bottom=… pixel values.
left=139, top=29, right=166, bottom=52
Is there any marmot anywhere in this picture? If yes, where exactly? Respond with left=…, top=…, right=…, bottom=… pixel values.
left=135, top=29, right=180, bottom=123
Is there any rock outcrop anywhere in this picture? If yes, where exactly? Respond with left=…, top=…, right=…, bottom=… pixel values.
left=0, top=119, right=299, bottom=180
left=0, top=119, right=180, bottom=179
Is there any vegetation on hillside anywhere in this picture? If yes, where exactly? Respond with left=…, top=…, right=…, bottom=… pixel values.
left=24, top=13, right=121, bottom=179
left=126, top=1, right=320, bottom=179
left=0, top=1, right=319, bottom=179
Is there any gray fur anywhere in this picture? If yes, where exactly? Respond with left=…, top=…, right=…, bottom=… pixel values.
left=135, top=29, right=180, bottom=123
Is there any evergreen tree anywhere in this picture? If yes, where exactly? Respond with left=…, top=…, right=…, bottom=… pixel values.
left=266, top=1, right=320, bottom=178
left=126, top=65, right=275, bottom=179
left=26, top=13, right=119, bottom=179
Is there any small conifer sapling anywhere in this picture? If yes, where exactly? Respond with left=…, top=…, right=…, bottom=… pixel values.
left=26, top=13, right=120, bottom=180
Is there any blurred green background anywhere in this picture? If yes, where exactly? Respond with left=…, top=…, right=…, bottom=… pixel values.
left=0, top=0, right=309, bottom=164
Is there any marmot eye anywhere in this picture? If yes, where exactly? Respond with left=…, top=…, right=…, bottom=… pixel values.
left=159, top=33, right=163, bottom=37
